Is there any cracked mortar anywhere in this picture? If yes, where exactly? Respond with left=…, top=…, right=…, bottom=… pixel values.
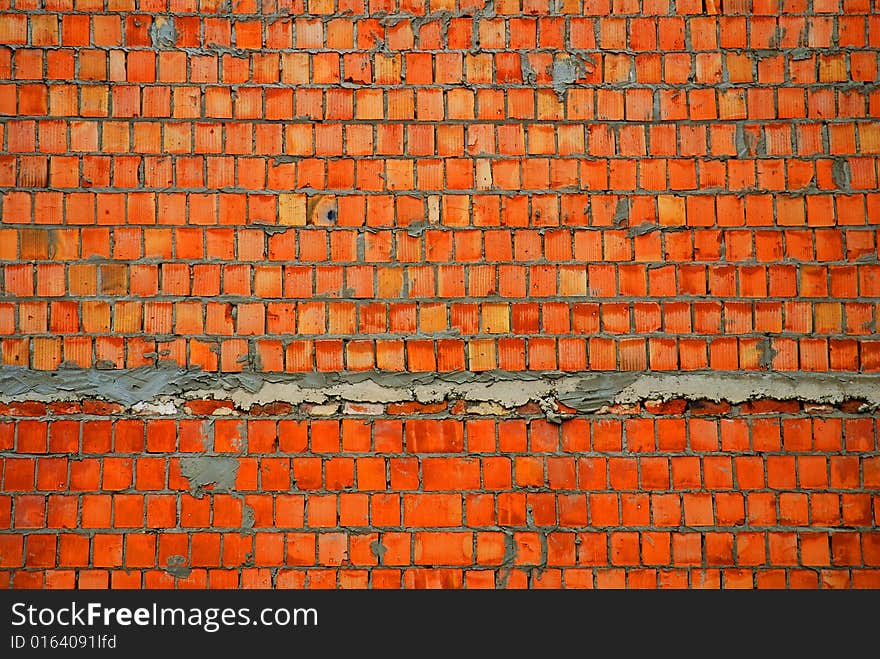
left=178, top=456, right=240, bottom=495
left=612, top=198, right=630, bottom=227
left=1, top=366, right=879, bottom=412
left=497, top=533, right=518, bottom=589
left=241, top=502, right=256, bottom=532
left=832, top=158, right=851, bottom=190
left=550, top=56, right=580, bottom=101
left=150, top=16, right=177, bottom=49
left=370, top=540, right=388, bottom=563
left=164, top=555, right=192, bottom=579
left=519, top=54, right=537, bottom=85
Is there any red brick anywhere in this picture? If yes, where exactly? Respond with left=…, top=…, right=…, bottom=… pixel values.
left=405, top=420, right=464, bottom=453
left=403, top=494, right=461, bottom=528
left=413, top=532, right=473, bottom=566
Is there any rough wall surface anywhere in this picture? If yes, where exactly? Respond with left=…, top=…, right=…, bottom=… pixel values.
left=3, top=394, right=880, bottom=589
left=1, top=0, right=879, bottom=588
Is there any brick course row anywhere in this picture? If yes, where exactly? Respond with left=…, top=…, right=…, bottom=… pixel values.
left=1, top=398, right=878, bottom=588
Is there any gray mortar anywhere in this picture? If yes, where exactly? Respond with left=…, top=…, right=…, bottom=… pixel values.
left=757, top=337, right=778, bottom=371
left=0, top=365, right=266, bottom=407
left=615, top=373, right=880, bottom=408
left=164, top=555, right=191, bottom=579
left=325, top=380, right=412, bottom=403
left=734, top=124, right=749, bottom=158
left=370, top=539, right=388, bottom=563
left=832, top=158, right=851, bottom=190
left=628, top=223, right=657, bottom=237
left=1, top=366, right=879, bottom=410
left=497, top=533, right=518, bottom=589
left=551, top=57, right=579, bottom=102
left=734, top=123, right=765, bottom=159
left=150, top=17, right=177, bottom=49
left=187, top=381, right=329, bottom=408
left=271, top=156, right=297, bottom=166
left=519, top=54, right=537, bottom=85
left=178, top=456, right=239, bottom=495
left=438, top=379, right=555, bottom=407
left=405, top=220, right=430, bottom=237
left=241, top=502, right=256, bottom=531
left=537, top=397, right=563, bottom=423
left=613, top=199, right=630, bottom=227
left=200, top=421, right=214, bottom=451
left=556, top=374, right=639, bottom=412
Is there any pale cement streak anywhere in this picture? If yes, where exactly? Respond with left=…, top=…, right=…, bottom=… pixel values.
left=0, top=366, right=878, bottom=410
left=186, top=381, right=327, bottom=408
left=614, top=372, right=880, bottom=407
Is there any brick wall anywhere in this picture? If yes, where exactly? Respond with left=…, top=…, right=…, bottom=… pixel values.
left=1, top=1, right=878, bottom=588
left=2, top=397, right=879, bottom=588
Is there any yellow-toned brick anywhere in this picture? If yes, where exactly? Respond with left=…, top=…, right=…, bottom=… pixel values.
left=377, top=267, right=404, bottom=298
left=658, top=195, right=686, bottom=226
left=374, top=54, right=401, bottom=84
left=559, top=267, right=587, bottom=296
left=114, top=301, right=143, bottom=333
left=33, top=336, right=61, bottom=370
left=468, top=338, right=496, bottom=371
left=481, top=303, right=510, bottom=334
left=858, top=123, right=880, bottom=154
left=278, top=193, right=306, bottom=226
left=420, top=303, right=447, bottom=333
